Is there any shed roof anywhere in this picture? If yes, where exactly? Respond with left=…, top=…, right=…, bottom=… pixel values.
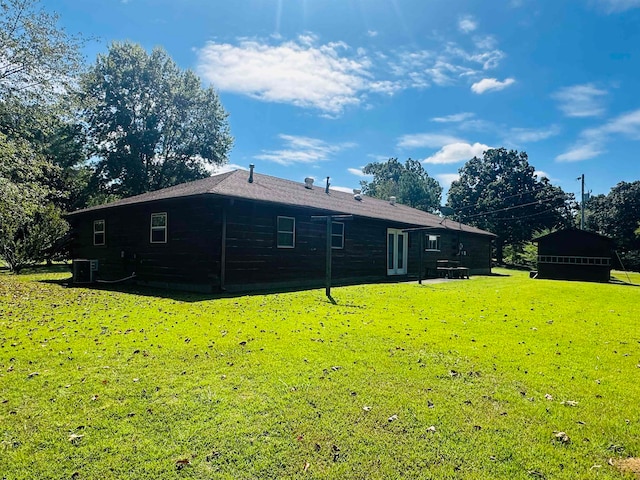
left=533, top=229, right=612, bottom=243
left=69, top=169, right=496, bottom=237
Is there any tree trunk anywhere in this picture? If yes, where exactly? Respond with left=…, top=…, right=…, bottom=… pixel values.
left=495, top=238, right=504, bottom=265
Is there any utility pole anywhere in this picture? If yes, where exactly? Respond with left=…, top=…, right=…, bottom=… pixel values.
left=311, top=214, right=352, bottom=299
left=580, top=174, right=585, bottom=230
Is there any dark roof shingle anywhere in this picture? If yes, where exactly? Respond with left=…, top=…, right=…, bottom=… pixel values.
left=70, top=169, right=495, bottom=237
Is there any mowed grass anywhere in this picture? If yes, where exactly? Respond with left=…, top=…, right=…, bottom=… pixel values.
left=1, top=269, right=639, bottom=479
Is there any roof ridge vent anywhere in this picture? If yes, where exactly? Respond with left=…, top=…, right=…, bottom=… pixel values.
left=354, top=193, right=362, bottom=201
left=389, top=196, right=396, bottom=206
left=304, top=177, right=314, bottom=189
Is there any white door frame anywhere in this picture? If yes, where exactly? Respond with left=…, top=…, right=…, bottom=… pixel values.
left=387, top=228, right=408, bottom=275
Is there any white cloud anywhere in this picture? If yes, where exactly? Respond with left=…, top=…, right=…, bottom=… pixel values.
left=206, top=163, right=246, bottom=174
left=555, top=108, right=640, bottom=162
left=196, top=29, right=508, bottom=114
left=330, top=185, right=357, bottom=193
left=458, top=16, right=478, bottom=33
left=471, top=77, right=516, bottom=94
left=254, top=134, right=356, bottom=166
left=398, top=133, right=465, bottom=149
left=431, top=112, right=475, bottom=123
left=423, top=142, right=491, bottom=164
left=556, top=144, right=603, bottom=162
left=197, top=37, right=372, bottom=115
left=347, top=167, right=372, bottom=177
left=552, top=84, right=608, bottom=117
left=509, top=125, right=561, bottom=143
left=436, top=173, right=460, bottom=188
left=592, top=0, right=640, bottom=12
left=367, top=30, right=379, bottom=37
left=445, top=43, right=504, bottom=70
left=368, top=80, right=404, bottom=96
left=597, top=108, right=640, bottom=138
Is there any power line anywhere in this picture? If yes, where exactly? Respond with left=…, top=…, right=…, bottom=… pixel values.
left=453, top=183, right=561, bottom=212
left=461, top=192, right=569, bottom=220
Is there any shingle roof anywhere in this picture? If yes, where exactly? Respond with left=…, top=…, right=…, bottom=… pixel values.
left=69, top=169, right=496, bottom=237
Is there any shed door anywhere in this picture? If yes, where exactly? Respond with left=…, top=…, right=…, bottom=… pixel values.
left=387, top=228, right=408, bottom=275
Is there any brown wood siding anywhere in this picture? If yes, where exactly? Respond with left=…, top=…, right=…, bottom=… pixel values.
left=70, top=197, right=223, bottom=287
left=223, top=201, right=392, bottom=287
left=69, top=196, right=494, bottom=292
left=536, top=230, right=613, bottom=282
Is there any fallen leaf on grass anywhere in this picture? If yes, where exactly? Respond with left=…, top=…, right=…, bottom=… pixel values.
left=553, top=431, right=570, bottom=444
left=332, top=445, right=340, bottom=462
left=303, top=462, right=310, bottom=472
left=388, top=414, right=398, bottom=422
left=427, top=426, right=437, bottom=433
left=27, top=372, right=39, bottom=378
left=527, top=470, right=546, bottom=478
left=363, top=406, right=372, bottom=412
left=544, top=394, right=553, bottom=401
left=205, top=451, right=221, bottom=462
left=68, top=433, right=84, bottom=444
left=561, top=400, right=578, bottom=407
left=175, top=458, right=190, bottom=470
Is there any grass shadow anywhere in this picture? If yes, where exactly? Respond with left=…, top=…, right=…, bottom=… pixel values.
left=609, top=275, right=639, bottom=287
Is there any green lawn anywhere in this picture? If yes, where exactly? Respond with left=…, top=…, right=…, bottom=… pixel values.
left=1, top=268, right=639, bottom=479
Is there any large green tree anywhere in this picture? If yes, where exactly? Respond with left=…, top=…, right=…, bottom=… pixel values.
left=447, top=148, right=572, bottom=263
left=585, top=181, right=640, bottom=270
left=360, top=158, right=442, bottom=213
left=0, top=0, right=84, bottom=102
left=0, top=132, right=68, bottom=271
left=81, top=42, right=234, bottom=198
left=0, top=0, right=85, bottom=270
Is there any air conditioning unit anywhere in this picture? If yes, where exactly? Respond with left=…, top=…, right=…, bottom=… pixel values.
left=73, top=259, right=98, bottom=284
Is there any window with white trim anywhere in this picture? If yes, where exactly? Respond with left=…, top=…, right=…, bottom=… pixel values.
left=426, top=234, right=440, bottom=251
left=150, top=213, right=167, bottom=243
left=332, top=222, right=344, bottom=249
left=93, top=220, right=105, bottom=246
left=277, top=216, right=295, bottom=248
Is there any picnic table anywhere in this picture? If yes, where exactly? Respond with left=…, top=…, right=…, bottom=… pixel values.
left=436, top=260, right=469, bottom=279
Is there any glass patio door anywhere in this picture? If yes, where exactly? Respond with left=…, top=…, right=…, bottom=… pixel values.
left=387, top=228, right=408, bottom=275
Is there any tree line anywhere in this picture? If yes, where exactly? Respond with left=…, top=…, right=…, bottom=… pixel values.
left=1, top=0, right=638, bottom=272
left=360, top=152, right=640, bottom=270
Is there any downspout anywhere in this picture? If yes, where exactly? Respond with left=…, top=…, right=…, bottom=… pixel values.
left=419, top=231, right=424, bottom=285
left=220, top=205, right=227, bottom=290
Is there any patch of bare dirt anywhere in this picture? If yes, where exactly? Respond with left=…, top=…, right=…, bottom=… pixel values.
left=612, top=458, right=640, bottom=478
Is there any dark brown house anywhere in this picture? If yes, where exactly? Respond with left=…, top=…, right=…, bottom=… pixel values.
left=534, top=229, right=613, bottom=282
left=68, top=169, right=496, bottom=292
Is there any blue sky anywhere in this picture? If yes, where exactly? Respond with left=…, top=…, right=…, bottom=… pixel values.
left=49, top=0, right=640, bottom=200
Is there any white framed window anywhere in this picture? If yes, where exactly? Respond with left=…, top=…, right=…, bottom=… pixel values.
left=150, top=212, right=167, bottom=243
left=332, top=222, right=344, bottom=249
left=277, top=216, right=295, bottom=248
left=93, top=220, right=105, bottom=246
left=426, top=234, right=440, bottom=251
